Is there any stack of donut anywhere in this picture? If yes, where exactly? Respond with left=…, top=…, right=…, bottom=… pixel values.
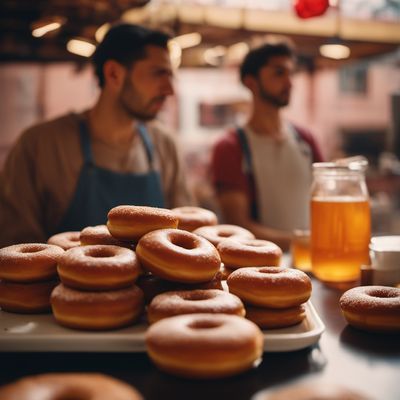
left=51, top=244, right=143, bottom=330
left=227, top=266, right=312, bottom=329
left=105, top=205, right=224, bottom=303
left=0, top=243, right=64, bottom=313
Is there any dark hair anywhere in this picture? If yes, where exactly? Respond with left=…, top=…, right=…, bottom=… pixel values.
left=239, top=42, right=295, bottom=83
left=92, top=23, right=171, bottom=87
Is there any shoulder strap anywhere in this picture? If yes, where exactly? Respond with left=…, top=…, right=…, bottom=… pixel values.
left=78, top=118, right=94, bottom=164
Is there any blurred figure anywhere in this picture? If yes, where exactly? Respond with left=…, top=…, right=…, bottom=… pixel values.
left=211, top=40, right=323, bottom=250
left=0, top=23, right=193, bottom=247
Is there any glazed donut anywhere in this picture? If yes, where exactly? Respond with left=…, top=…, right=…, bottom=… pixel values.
left=245, top=304, right=306, bottom=329
left=339, top=285, right=400, bottom=332
left=217, top=238, right=282, bottom=269
left=171, top=206, right=218, bottom=231
left=147, top=289, right=245, bottom=324
left=136, top=272, right=223, bottom=304
left=193, top=224, right=255, bottom=246
left=136, top=229, right=221, bottom=283
left=57, top=245, right=140, bottom=291
left=80, top=225, right=133, bottom=248
left=252, top=381, right=371, bottom=400
left=227, top=267, right=312, bottom=308
left=47, top=231, right=81, bottom=250
left=107, top=205, right=178, bottom=242
left=146, top=313, right=264, bottom=378
left=0, top=279, right=58, bottom=314
left=0, top=243, right=64, bottom=283
left=0, top=373, right=143, bottom=400
left=51, top=283, right=144, bottom=330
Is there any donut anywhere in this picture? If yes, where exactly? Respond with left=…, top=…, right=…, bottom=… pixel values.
left=339, top=285, right=400, bottom=332
left=0, top=243, right=64, bottom=283
left=107, top=205, right=178, bottom=242
left=51, top=283, right=144, bottom=330
left=217, top=238, right=282, bottom=269
left=252, top=381, right=371, bottom=400
left=227, top=267, right=312, bottom=308
left=171, top=206, right=218, bottom=231
left=0, top=279, right=58, bottom=314
left=146, top=313, right=264, bottom=378
left=136, top=229, right=221, bottom=283
left=57, top=245, right=141, bottom=291
left=80, top=225, right=133, bottom=248
left=147, top=289, right=245, bottom=324
left=0, top=373, right=143, bottom=400
left=193, top=224, right=255, bottom=246
left=245, top=304, right=306, bottom=329
left=47, top=231, right=81, bottom=250
left=136, top=272, right=223, bottom=304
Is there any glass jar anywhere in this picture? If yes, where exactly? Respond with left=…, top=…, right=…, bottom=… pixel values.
left=310, top=160, right=371, bottom=284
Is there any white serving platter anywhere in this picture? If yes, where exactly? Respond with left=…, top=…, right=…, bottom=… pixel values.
left=0, top=301, right=324, bottom=353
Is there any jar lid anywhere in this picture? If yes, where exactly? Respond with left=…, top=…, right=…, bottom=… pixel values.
left=313, top=156, right=368, bottom=172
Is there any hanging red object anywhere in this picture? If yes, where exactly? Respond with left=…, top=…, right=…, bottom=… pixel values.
left=294, top=0, right=330, bottom=19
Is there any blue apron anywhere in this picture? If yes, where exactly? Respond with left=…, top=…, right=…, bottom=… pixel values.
left=56, top=119, right=165, bottom=233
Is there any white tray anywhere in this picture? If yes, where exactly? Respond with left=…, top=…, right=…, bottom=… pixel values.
left=0, top=301, right=324, bottom=353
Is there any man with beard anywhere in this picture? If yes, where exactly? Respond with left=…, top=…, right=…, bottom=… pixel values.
left=211, top=40, right=323, bottom=251
left=0, top=23, right=193, bottom=246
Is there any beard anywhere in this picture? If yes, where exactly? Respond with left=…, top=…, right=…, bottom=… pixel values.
left=118, top=77, right=164, bottom=121
left=257, top=80, right=290, bottom=108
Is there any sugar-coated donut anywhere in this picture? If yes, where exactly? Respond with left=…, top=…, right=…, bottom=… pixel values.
left=51, top=283, right=144, bottom=330
left=146, top=313, right=264, bottom=378
left=171, top=206, right=218, bottom=231
left=217, top=238, right=282, bottom=269
left=252, top=381, right=371, bottom=400
left=107, top=205, right=178, bottom=242
left=57, top=245, right=140, bottom=291
left=80, top=225, right=134, bottom=248
left=339, top=285, right=400, bottom=332
left=47, top=231, right=81, bottom=250
left=193, top=224, right=255, bottom=246
left=0, top=243, right=64, bottom=283
left=227, top=267, right=312, bottom=308
left=147, top=289, right=245, bottom=324
left=136, top=229, right=221, bottom=283
left=136, top=272, right=223, bottom=304
left=245, top=304, right=306, bottom=329
left=0, top=373, right=143, bottom=400
left=0, top=279, right=58, bottom=314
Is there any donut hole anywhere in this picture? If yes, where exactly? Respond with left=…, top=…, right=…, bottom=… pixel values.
left=218, top=230, right=234, bottom=238
left=185, top=292, right=213, bottom=301
left=19, top=245, right=46, bottom=254
left=188, top=319, right=222, bottom=330
left=170, top=235, right=197, bottom=250
left=368, top=289, right=398, bottom=299
left=244, top=240, right=266, bottom=248
left=258, top=267, right=282, bottom=274
left=86, top=248, right=116, bottom=259
left=55, top=387, right=91, bottom=400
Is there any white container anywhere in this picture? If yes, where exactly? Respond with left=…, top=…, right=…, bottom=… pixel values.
left=369, top=235, right=400, bottom=270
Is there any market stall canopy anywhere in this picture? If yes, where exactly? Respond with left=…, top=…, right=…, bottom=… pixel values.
left=0, top=0, right=399, bottom=67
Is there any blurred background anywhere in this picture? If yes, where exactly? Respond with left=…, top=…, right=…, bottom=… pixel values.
left=1, top=0, right=399, bottom=233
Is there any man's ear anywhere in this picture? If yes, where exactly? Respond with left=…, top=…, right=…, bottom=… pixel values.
left=103, top=60, right=126, bottom=91
left=242, top=75, right=257, bottom=93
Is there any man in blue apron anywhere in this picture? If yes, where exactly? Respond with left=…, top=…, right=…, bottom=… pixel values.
left=0, top=24, right=193, bottom=246
left=211, top=40, right=323, bottom=251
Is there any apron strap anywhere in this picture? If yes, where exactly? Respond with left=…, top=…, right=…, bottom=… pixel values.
left=235, top=127, right=259, bottom=221
left=78, top=119, right=94, bottom=164
left=137, top=123, right=155, bottom=169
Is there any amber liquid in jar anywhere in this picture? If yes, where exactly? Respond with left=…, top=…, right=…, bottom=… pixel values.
left=311, top=197, right=371, bottom=283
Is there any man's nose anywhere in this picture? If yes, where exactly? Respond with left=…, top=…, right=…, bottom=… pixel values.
left=163, top=78, right=174, bottom=96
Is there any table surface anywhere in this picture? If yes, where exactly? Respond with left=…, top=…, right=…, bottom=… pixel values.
left=0, top=278, right=399, bottom=400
